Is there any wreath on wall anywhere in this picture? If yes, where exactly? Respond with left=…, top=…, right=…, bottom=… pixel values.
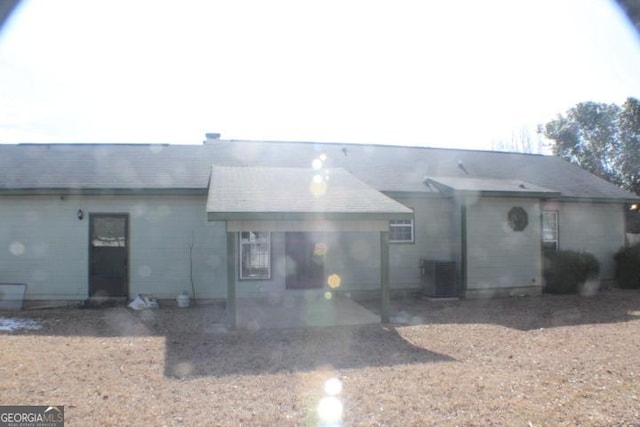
left=508, top=207, right=528, bottom=231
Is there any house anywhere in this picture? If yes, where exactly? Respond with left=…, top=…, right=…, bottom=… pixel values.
left=0, top=139, right=637, bottom=325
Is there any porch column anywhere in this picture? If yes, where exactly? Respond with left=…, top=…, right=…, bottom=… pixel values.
left=226, top=231, right=237, bottom=329
left=380, top=230, right=390, bottom=323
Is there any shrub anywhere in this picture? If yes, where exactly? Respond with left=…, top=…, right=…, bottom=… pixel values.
left=544, top=250, right=600, bottom=294
left=614, top=243, right=640, bottom=289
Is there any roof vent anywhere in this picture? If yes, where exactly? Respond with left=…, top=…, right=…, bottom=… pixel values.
left=457, top=160, right=469, bottom=175
left=203, top=133, right=221, bottom=144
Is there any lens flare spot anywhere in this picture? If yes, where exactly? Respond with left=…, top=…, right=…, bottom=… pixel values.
left=312, top=158, right=323, bottom=170
left=324, top=291, right=333, bottom=300
left=319, top=153, right=327, bottom=161
left=309, top=175, right=328, bottom=196
left=9, top=242, right=25, bottom=256
left=131, top=203, right=147, bottom=218
left=138, top=265, right=152, bottom=278
left=327, top=274, right=341, bottom=289
left=324, top=378, right=343, bottom=395
left=318, top=396, right=343, bottom=423
left=314, top=242, right=328, bottom=257
left=172, top=361, right=194, bottom=378
left=149, top=144, right=164, bottom=154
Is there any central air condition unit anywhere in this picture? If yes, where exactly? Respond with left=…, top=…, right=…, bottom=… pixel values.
left=420, top=259, right=458, bottom=298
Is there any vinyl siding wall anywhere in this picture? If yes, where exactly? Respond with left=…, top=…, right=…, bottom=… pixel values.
left=388, top=196, right=455, bottom=287
left=545, top=201, right=625, bottom=281
left=0, top=194, right=228, bottom=300
left=465, top=197, right=542, bottom=294
left=1, top=194, right=455, bottom=301
left=8, top=193, right=624, bottom=301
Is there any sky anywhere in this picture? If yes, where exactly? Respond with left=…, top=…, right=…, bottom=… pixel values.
left=0, top=0, right=639, bottom=150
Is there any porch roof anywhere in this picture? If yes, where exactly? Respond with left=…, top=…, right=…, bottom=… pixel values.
left=424, top=176, right=562, bottom=198
left=206, top=165, right=413, bottom=221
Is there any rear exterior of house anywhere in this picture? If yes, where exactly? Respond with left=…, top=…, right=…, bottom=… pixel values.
left=0, top=140, right=637, bottom=307
left=1, top=194, right=226, bottom=301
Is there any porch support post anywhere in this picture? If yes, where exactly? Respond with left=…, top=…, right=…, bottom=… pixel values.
left=380, top=230, right=390, bottom=323
left=460, top=203, right=467, bottom=294
left=226, top=231, right=237, bottom=329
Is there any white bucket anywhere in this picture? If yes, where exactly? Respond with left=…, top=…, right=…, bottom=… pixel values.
left=176, top=291, right=191, bottom=308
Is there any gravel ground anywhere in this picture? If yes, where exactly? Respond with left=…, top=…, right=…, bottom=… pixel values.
left=1, top=289, right=640, bottom=426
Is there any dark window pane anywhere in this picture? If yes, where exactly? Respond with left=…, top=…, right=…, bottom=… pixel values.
left=92, top=216, right=126, bottom=247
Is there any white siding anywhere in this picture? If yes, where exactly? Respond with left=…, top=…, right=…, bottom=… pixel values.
left=389, top=196, right=455, bottom=287
left=0, top=196, right=87, bottom=299
left=466, top=197, right=542, bottom=291
left=553, top=202, right=625, bottom=280
left=0, top=194, right=227, bottom=300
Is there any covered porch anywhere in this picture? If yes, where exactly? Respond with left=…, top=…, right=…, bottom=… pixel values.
left=206, top=165, right=413, bottom=329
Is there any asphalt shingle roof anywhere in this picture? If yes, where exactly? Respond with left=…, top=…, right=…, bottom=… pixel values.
left=424, top=176, right=561, bottom=197
left=206, top=166, right=413, bottom=218
left=0, top=140, right=637, bottom=202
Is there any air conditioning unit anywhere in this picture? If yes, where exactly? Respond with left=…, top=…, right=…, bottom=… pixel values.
left=420, top=259, right=458, bottom=298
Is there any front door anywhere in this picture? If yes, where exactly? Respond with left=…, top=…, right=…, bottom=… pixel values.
left=285, top=232, right=325, bottom=289
left=89, top=214, right=129, bottom=297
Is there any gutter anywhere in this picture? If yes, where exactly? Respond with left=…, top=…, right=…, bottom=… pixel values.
left=0, top=188, right=208, bottom=196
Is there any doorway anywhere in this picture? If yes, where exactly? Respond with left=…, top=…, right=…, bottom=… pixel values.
left=89, top=214, right=129, bottom=297
left=285, top=232, right=325, bottom=289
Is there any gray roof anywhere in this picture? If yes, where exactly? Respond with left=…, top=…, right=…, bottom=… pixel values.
left=424, top=176, right=561, bottom=198
left=206, top=166, right=413, bottom=219
left=0, top=140, right=637, bottom=202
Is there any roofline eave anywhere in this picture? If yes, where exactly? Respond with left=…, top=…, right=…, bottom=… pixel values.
left=207, top=211, right=414, bottom=222
left=455, top=190, right=563, bottom=199
left=382, top=190, right=451, bottom=198
left=543, top=195, right=640, bottom=204
left=0, top=187, right=207, bottom=196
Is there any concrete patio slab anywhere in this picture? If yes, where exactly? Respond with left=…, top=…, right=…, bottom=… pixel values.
left=236, top=293, right=379, bottom=329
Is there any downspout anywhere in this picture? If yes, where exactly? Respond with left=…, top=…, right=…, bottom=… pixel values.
left=190, top=230, right=196, bottom=301
left=380, top=230, right=390, bottom=323
left=460, top=203, right=467, bottom=295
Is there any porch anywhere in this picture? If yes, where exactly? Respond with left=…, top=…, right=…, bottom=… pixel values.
left=236, top=293, right=379, bottom=329
left=206, top=165, right=413, bottom=329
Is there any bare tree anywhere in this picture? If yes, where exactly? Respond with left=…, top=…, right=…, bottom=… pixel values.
left=491, top=125, right=546, bottom=154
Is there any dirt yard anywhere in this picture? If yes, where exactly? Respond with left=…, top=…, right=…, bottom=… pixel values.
left=2, top=290, right=640, bottom=426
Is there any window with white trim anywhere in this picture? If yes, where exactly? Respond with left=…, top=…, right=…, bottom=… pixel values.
left=239, top=232, right=271, bottom=279
left=389, top=217, right=414, bottom=243
left=542, top=211, right=559, bottom=252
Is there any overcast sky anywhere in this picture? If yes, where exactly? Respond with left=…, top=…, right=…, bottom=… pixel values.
left=1, top=0, right=639, bottom=149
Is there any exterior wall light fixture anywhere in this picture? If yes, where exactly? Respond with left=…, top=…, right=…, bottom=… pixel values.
left=77, top=209, right=84, bottom=220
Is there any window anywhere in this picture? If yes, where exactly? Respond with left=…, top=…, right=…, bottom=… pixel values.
left=542, top=211, right=558, bottom=251
left=239, top=232, right=271, bottom=279
left=389, top=218, right=414, bottom=243
left=91, top=215, right=127, bottom=247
